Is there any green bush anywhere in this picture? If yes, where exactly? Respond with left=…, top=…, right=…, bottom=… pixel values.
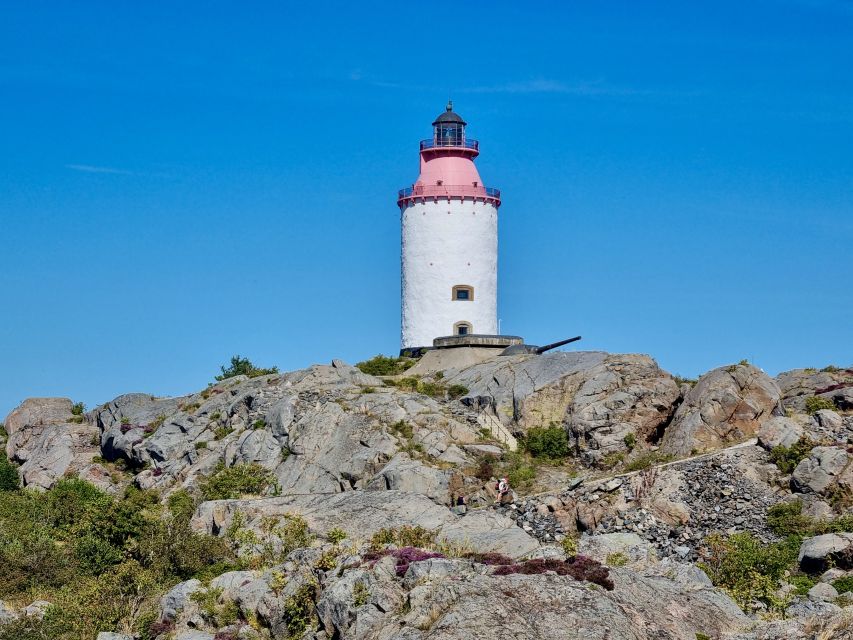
left=624, top=452, right=673, bottom=472
left=502, top=455, right=538, bottom=489
left=370, top=525, right=435, bottom=551
left=215, top=355, right=278, bottom=381
left=699, top=532, right=799, bottom=610
left=805, top=396, right=836, bottom=414
left=523, top=426, right=570, bottom=459
left=623, top=433, right=637, bottom=450
left=327, top=527, right=347, bottom=544
left=768, top=499, right=853, bottom=537
left=769, top=439, right=815, bottom=474
left=201, top=463, right=278, bottom=501
left=416, top=381, right=444, bottom=398
left=0, top=452, right=19, bottom=492
left=355, top=354, right=414, bottom=376
left=833, top=576, right=853, bottom=593
left=0, top=479, right=234, bottom=637
left=447, top=384, right=469, bottom=399
left=282, top=582, right=317, bottom=638
left=71, top=402, right=85, bottom=416
left=787, top=573, right=816, bottom=596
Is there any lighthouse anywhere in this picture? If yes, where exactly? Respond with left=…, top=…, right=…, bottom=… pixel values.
left=397, top=102, right=501, bottom=352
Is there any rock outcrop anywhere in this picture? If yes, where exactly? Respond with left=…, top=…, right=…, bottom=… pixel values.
left=661, top=363, right=783, bottom=456
left=447, top=352, right=681, bottom=465
left=4, top=397, right=101, bottom=490
left=776, top=366, right=853, bottom=412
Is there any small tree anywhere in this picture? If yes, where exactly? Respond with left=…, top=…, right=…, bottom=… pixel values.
left=215, top=355, right=278, bottom=381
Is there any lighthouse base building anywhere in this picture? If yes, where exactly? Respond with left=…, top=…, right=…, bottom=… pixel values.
left=398, top=103, right=510, bottom=353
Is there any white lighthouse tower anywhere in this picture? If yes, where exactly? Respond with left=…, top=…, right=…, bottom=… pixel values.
left=397, top=103, right=501, bottom=352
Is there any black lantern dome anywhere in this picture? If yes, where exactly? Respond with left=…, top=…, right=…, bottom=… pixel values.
left=432, top=101, right=466, bottom=147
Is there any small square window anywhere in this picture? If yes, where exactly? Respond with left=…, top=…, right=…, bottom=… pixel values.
left=457, top=325, right=469, bottom=335
left=456, top=289, right=470, bottom=300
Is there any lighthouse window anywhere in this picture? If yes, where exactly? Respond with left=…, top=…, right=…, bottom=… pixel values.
left=452, top=285, right=474, bottom=301
left=454, top=322, right=472, bottom=336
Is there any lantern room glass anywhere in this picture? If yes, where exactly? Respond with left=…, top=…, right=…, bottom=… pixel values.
left=434, top=123, right=464, bottom=147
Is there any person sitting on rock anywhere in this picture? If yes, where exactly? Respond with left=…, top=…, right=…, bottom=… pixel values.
left=495, top=477, right=511, bottom=504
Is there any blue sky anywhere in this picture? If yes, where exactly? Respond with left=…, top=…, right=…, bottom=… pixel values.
left=1, top=1, right=852, bottom=417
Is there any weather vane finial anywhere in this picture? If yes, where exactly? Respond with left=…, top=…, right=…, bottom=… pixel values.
left=446, top=99, right=453, bottom=112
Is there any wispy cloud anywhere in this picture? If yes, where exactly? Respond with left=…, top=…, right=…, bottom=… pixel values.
left=459, top=79, right=650, bottom=97
left=65, top=164, right=134, bottom=175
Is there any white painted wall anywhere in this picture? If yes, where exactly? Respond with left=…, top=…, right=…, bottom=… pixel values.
left=401, top=198, right=498, bottom=349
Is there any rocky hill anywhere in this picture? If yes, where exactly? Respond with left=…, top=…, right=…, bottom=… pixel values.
left=1, top=352, right=853, bottom=640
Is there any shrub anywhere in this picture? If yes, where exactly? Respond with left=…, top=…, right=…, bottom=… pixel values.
left=788, top=573, right=816, bottom=596
left=191, top=586, right=239, bottom=627
left=252, top=418, right=267, bottom=429
left=492, top=556, right=614, bottom=590
left=215, top=355, right=278, bottom=381
left=201, top=463, right=278, bottom=500
left=282, top=582, right=316, bottom=638
left=389, top=420, right=413, bottom=439
left=624, top=452, right=673, bottom=472
left=416, top=381, right=445, bottom=398
left=355, top=354, right=414, bottom=376
left=769, top=439, right=815, bottom=474
left=370, top=525, right=435, bottom=551
left=327, top=527, right=347, bottom=544
left=806, top=395, right=836, bottom=414
left=560, top=536, right=578, bottom=557
left=0, top=452, right=19, bottom=491
left=214, top=425, right=233, bottom=440
left=195, top=441, right=208, bottom=450
left=833, top=576, right=853, bottom=593
left=474, top=458, right=494, bottom=481
left=447, top=384, right=469, bottom=399
left=228, top=513, right=312, bottom=568
left=606, top=552, right=629, bottom=567
left=352, top=582, right=369, bottom=606
left=464, top=552, right=514, bottom=566
left=524, top=426, right=570, bottom=459
left=71, top=401, right=85, bottom=416
left=699, top=532, right=799, bottom=610
left=500, top=454, right=538, bottom=489
left=396, top=376, right=420, bottom=391
left=766, top=500, right=815, bottom=536
left=623, top=433, right=637, bottom=450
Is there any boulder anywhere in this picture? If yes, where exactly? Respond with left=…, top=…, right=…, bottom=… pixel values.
left=808, top=581, right=839, bottom=602
left=3, top=397, right=73, bottom=437
left=366, top=454, right=450, bottom=502
left=22, top=600, right=51, bottom=619
left=757, top=416, right=804, bottom=451
left=798, top=533, right=853, bottom=573
left=661, top=363, right=783, bottom=457
left=0, top=600, right=16, bottom=623
left=160, top=579, right=204, bottom=621
left=579, top=532, right=657, bottom=566
left=815, top=409, right=844, bottom=433
left=791, top=446, right=853, bottom=495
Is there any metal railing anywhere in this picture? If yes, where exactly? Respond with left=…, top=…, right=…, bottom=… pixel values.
left=420, top=138, right=479, bottom=151
left=397, top=184, right=501, bottom=201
